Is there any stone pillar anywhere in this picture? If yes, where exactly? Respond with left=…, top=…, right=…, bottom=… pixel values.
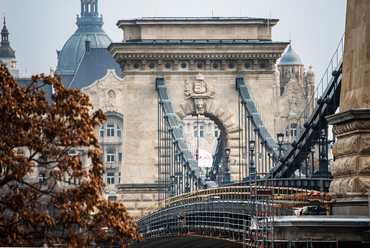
left=326, top=0, right=370, bottom=215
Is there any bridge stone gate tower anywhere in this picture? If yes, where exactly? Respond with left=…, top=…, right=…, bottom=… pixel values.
left=109, top=17, right=288, bottom=216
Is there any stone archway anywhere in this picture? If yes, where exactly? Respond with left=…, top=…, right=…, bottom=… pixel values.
left=176, top=98, right=241, bottom=182
left=176, top=98, right=239, bottom=147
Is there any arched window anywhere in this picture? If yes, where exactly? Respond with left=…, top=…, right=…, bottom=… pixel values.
left=100, top=122, right=122, bottom=138
left=69, top=149, right=77, bottom=156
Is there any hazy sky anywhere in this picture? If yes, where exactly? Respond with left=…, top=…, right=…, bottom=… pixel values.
left=1, top=0, right=346, bottom=84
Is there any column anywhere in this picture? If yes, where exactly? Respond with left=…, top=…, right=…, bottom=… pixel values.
left=326, top=0, right=370, bottom=215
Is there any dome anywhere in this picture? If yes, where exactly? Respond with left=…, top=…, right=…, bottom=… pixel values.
left=56, top=30, right=112, bottom=73
left=56, top=0, right=112, bottom=74
left=0, top=17, right=15, bottom=59
left=0, top=44, right=15, bottom=59
left=278, top=44, right=303, bottom=66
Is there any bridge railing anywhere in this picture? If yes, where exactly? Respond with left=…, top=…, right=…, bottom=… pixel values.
left=136, top=185, right=332, bottom=246
left=137, top=185, right=329, bottom=220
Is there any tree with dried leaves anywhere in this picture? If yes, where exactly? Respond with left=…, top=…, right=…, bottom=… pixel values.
left=0, top=64, right=143, bottom=247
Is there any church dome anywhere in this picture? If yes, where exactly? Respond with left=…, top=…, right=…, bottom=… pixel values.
left=278, top=44, right=303, bottom=66
left=56, top=0, right=112, bottom=74
left=0, top=17, right=15, bottom=59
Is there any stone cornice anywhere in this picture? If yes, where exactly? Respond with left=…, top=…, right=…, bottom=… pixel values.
left=114, top=53, right=281, bottom=60
left=327, top=109, right=370, bottom=125
left=327, top=109, right=370, bottom=136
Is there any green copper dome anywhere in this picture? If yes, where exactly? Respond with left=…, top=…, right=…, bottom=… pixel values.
left=56, top=0, right=112, bottom=74
left=279, top=44, right=303, bottom=66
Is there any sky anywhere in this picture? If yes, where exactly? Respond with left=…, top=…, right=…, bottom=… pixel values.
left=1, top=0, right=346, bottom=85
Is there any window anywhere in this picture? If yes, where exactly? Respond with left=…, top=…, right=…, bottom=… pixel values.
left=193, top=122, right=205, bottom=138
left=107, top=172, right=115, bottom=184
left=107, top=150, right=115, bottom=162
left=102, top=123, right=122, bottom=138
left=285, top=126, right=289, bottom=137
left=214, top=125, right=219, bottom=137
left=108, top=196, right=117, bottom=201
left=118, top=152, right=122, bottom=162
left=68, top=173, right=72, bottom=185
left=69, top=150, right=77, bottom=156
left=290, top=123, right=298, bottom=137
left=117, top=125, right=122, bottom=138
left=118, top=172, right=121, bottom=184
left=107, top=123, right=114, bottom=137
left=193, top=125, right=197, bottom=137
left=39, top=173, right=46, bottom=186
left=199, top=125, right=204, bottom=138
left=100, top=126, right=104, bottom=137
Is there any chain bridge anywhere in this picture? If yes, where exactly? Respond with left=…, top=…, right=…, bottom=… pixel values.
left=126, top=35, right=370, bottom=248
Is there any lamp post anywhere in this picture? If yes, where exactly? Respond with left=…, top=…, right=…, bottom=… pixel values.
left=310, top=142, right=316, bottom=175
left=277, top=133, right=284, bottom=160
left=249, top=140, right=256, bottom=181
left=170, top=176, right=175, bottom=197
left=205, top=167, right=210, bottom=181
left=318, top=128, right=332, bottom=178
left=220, top=148, right=232, bottom=185
left=185, top=172, right=190, bottom=193
left=310, top=128, right=333, bottom=178
left=306, top=155, right=310, bottom=177
left=218, top=162, right=222, bottom=183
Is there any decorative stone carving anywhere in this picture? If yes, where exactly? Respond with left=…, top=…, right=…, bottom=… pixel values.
left=106, top=90, right=116, bottom=111
left=332, top=120, right=370, bottom=136
left=206, top=132, right=213, bottom=143
left=195, top=99, right=205, bottom=115
left=288, top=93, right=298, bottom=117
left=184, top=73, right=215, bottom=99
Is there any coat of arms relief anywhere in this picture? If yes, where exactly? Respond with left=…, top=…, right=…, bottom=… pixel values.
left=184, top=73, right=215, bottom=114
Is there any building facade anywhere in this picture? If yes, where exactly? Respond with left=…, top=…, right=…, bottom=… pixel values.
left=273, top=44, right=315, bottom=145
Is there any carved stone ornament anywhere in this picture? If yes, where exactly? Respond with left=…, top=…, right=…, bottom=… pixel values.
left=195, top=99, right=205, bottom=115
left=106, top=90, right=116, bottom=111
left=184, top=73, right=215, bottom=99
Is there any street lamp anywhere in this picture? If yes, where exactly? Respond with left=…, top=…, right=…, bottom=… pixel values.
left=185, top=172, right=190, bottom=193
left=318, top=127, right=331, bottom=178
left=249, top=140, right=256, bottom=181
left=310, top=142, right=316, bottom=175
left=277, top=133, right=284, bottom=160
left=170, top=176, right=175, bottom=197
left=306, top=155, right=310, bottom=177
left=220, top=147, right=232, bottom=185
